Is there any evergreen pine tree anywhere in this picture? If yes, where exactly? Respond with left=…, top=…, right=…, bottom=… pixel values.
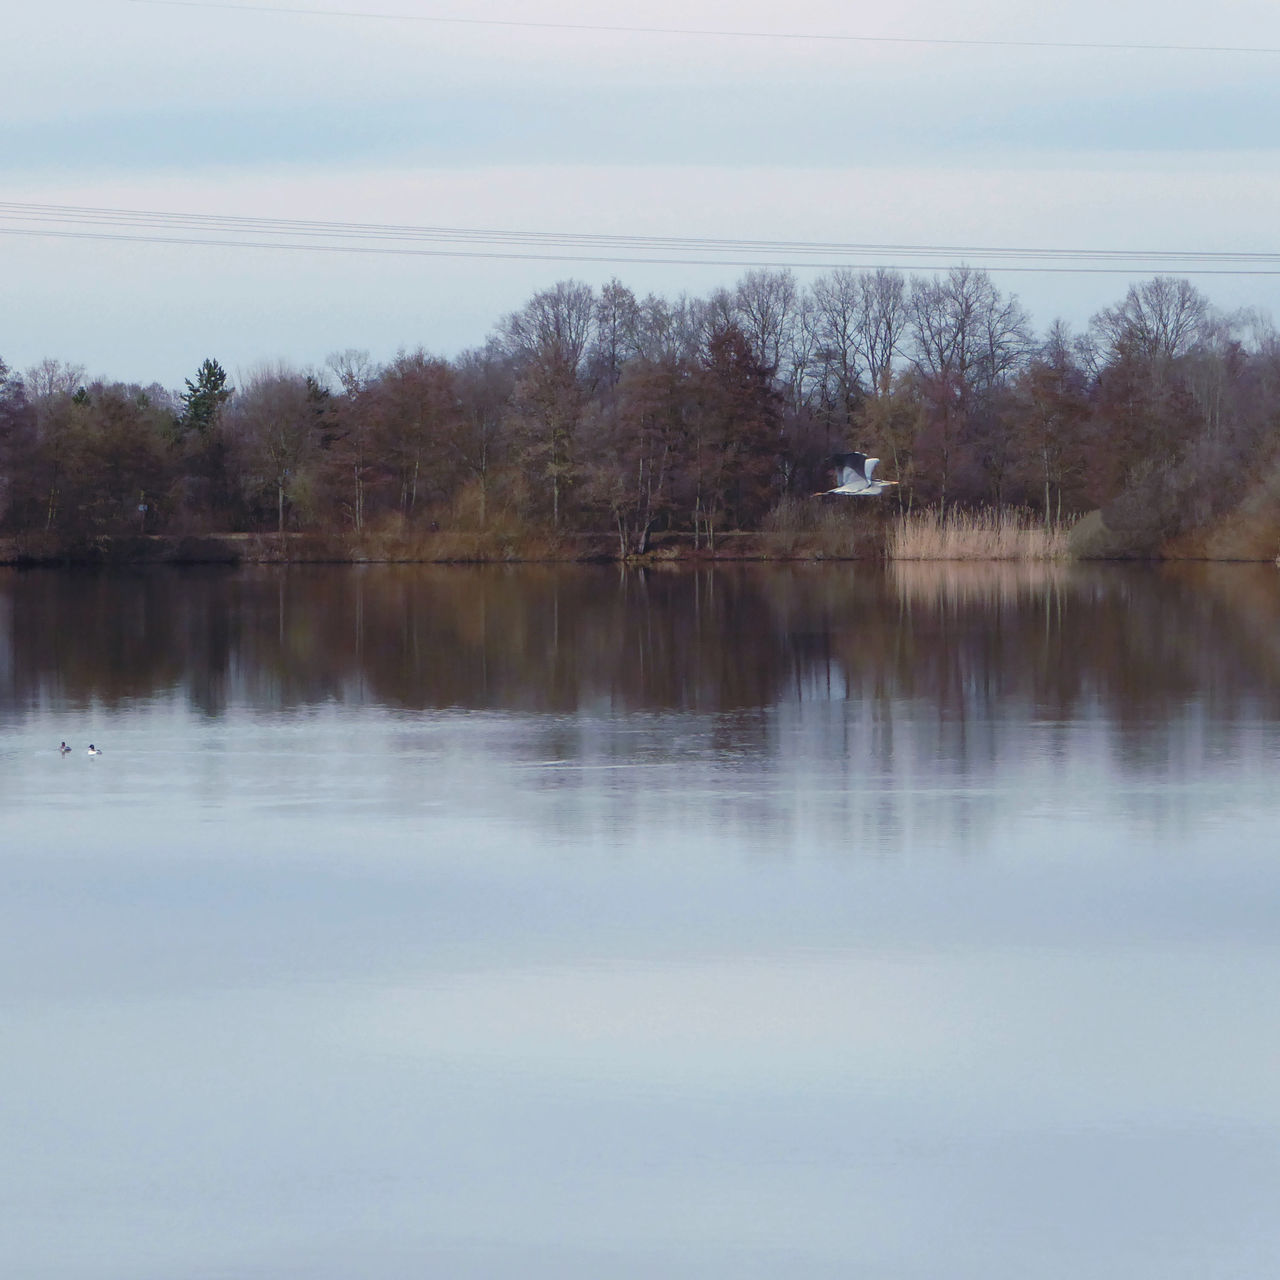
left=181, top=359, right=232, bottom=435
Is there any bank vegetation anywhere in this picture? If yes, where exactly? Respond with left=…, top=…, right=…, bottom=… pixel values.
left=2, top=270, right=1278, bottom=563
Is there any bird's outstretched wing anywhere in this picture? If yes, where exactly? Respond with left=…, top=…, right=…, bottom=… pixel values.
left=826, top=452, right=868, bottom=488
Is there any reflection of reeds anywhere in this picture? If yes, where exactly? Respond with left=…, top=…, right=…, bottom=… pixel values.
left=890, top=558, right=1073, bottom=608
left=888, top=509, right=1072, bottom=561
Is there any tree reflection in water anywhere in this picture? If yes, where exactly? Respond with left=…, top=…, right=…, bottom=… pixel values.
left=5, top=563, right=1280, bottom=727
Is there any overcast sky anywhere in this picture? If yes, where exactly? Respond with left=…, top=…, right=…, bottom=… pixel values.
left=5, top=0, right=1280, bottom=389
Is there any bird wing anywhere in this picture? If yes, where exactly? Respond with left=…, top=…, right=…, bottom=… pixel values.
left=827, top=451, right=868, bottom=487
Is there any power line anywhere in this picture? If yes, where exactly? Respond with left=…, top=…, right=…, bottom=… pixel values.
left=127, top=0, right=1280, bottom=57
left=2, top=203, right=1278, bottom=274
left=5, top=227, right=1280, bottom=276
left=2, top=201, right=1277, bottom=267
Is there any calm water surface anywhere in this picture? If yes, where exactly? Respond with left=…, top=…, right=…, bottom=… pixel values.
left=3, top=562, right=1280, bottom=1279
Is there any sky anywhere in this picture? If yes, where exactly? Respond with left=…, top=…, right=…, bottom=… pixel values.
left=4, top=0, right=1280, bottom=389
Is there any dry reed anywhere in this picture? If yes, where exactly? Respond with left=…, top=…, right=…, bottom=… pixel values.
left=887, top=508, right=1072, bottom=561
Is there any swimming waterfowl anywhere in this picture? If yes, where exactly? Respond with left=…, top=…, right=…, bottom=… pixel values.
left=87, top=744, right=101, bottom=756
left=59, top=741, right=71, bottom=754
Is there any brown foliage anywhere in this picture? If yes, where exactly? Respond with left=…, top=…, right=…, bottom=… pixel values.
left=5, top=273, right=1279, bottom=559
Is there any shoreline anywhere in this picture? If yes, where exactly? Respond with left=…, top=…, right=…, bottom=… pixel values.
left=2, top=530, right=1277, bottom=566
left=5, top=506, right=1278, bottom=566
left=0, top=530, right=880, bottom=568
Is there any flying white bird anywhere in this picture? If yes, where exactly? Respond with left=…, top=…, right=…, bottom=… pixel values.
left=814, top=452, right=898, bottom=497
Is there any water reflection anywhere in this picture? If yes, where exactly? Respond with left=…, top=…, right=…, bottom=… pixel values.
left=5, top=563, right=1280, bottom=1280
left=4, top=559, right=1280, bottom=727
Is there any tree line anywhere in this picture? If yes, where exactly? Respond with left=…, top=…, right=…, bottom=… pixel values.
left=2, top=269, right=1277, bottom=555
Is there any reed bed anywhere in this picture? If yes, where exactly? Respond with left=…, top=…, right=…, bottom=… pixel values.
left=887, top=508, right=1072, bottom=561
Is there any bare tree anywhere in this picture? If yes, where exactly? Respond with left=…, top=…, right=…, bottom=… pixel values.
left=908, top=267, right=1031, bottom=509
left=454, top=343, right=514, bottom=526
left=582, top=355, right=687, bottom=557
left=325, top=349, right=376, bottom=531
left=856, top=268, right=908, bottom=397
left=24, top=358, right=87, bottom=400
left=230, top=368, right=327, bottom=534
left=810, top=268, right=864, bottom=435
left=0, top=358, right=36, bottom=529
left=1015, top=320, right=1091, bottom=527
left=20, top=364, right=87, bottom=530
left=691, top=287, right=738, bottom=360
left=910, top=266, right=1030, bottom=392
left=326, top=348, right=375, bottom=399
left=373, top=351, right=461, bottom=525
left=584, top=280, right=643, bottom=495
left=590, top=279, right=642, bottom=393
left=502, top=280, right=596, bottom=527
left=778, top=288, right=821, bottom=485
left=1091, top=276, right=1210, bottom=364
left=633, top=292, right=701, bottom=365
left=858, top=374, right=923, bottom=513
left=685, top=323, right=781, bottom=547
left=733, top=268, right=798, bottom=378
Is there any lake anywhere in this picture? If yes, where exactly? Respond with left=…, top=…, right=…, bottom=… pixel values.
left=3, top=561, right=1280, bottom=1279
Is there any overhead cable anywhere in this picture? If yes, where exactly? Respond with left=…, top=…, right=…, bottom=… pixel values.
left=126, top=0, right=1280, bottom=57
left=2, top=202, right=1277, bottom=274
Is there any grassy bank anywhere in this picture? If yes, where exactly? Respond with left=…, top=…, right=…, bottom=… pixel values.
left=0, top=527, right=877, bottom=566
left=21, top=507, right=1239, bottom=567
left=0, top=530, right=610, bottom=567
